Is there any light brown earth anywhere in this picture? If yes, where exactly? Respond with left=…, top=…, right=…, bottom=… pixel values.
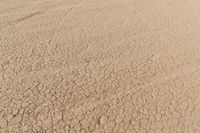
left=1, top=0, right=200, bottom=132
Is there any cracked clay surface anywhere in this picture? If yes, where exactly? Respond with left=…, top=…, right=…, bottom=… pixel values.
left=1, top=0, right=200, bottom=132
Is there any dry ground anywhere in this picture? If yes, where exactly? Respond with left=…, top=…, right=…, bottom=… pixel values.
left=1, top=0, right=200, bottom=132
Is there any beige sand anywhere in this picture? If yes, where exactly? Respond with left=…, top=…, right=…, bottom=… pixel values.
left=1, top=0, right=200, bottom=132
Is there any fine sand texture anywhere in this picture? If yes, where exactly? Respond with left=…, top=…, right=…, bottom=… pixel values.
left=1, top=0, right=200, bottom=132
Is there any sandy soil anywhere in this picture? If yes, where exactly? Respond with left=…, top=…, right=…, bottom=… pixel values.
left=1, top=0, right=200, bottom=132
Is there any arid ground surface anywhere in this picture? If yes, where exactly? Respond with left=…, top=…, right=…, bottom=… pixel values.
left=1, top=0, right=200, bottom=132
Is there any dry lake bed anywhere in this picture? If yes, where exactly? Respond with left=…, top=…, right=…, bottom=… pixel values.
left=1, top=0, right=200, bottom=132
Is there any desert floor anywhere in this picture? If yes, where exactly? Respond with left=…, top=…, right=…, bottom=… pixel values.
left=1, top=0, right=200, bottom=133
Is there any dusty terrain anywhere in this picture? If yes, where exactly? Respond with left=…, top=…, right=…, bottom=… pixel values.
left=1, top=0, right=200, bottom=132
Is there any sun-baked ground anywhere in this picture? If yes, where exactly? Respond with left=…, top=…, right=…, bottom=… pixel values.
left=1, top=0, right=200, bottom=132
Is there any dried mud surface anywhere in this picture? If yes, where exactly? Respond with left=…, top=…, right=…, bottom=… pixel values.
left=1, top=0, right=200, bottom=133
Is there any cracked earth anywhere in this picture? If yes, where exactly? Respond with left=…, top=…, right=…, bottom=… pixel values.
left=1, top=0, right=200, bottom=133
